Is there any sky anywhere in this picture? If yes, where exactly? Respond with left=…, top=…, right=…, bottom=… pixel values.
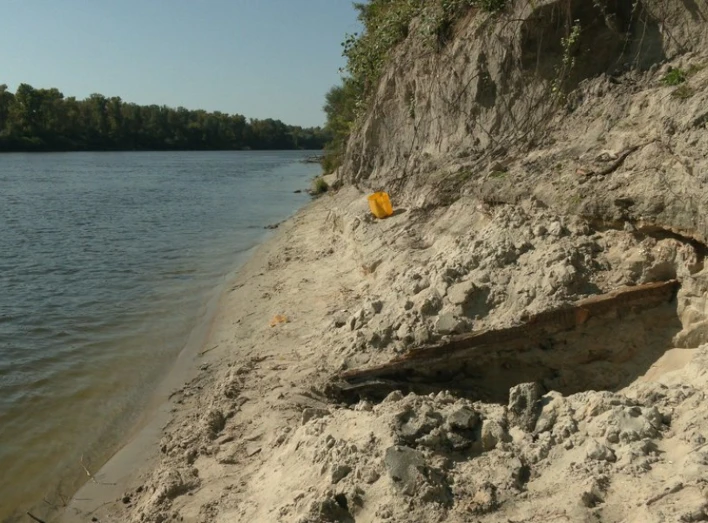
left=0, top=0, right=361, bottom=127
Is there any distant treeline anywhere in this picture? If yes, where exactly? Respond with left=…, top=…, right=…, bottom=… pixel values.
left=0, top=83, right=329, bottom=152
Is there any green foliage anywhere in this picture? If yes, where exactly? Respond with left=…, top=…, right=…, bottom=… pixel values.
left=551, top=20, right=582, bottom=99
left=662, top=68, right=687, bottom=86
left=321, top=80, right=359, bottom=173
left=312, top=177, right=329, bottom=194
left=0, top=83, right=328, bottom=152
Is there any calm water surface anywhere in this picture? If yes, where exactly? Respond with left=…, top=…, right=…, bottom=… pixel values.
left=0, top=151, right=319, bottom=521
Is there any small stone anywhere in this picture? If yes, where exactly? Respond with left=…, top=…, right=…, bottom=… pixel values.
left=420, top=295, right=442, bottom=316
left=481, top=420, right=509, bottom=451
left=548, top=222, right=564, bottom=237
left=384, top=446, right=425, bottom=495
left=413, top=326, right=431, bottom=345
left=508, top=382, right=544, bottom=432
left=396, top=323, right=412, bottom=341
left=467, top=482, right=499, bottom=515
left=331, top=464, right=352, bottom=484
left=203, top=409, right=226, bottom=439
left=122, top=495, right=131, bottom=504
left=363, top=469, right=381, bottom=484
left=370, top=300, right=384, bottom=314
left=184, top=448, right=197, bottom=464
left=436, top=312, right=464, bottom=335
left=447, top=281, right=474, bottom=306
left=412, top=277, right=431, bottom=295
left=383, top=390, right=404, bottom=403
left=446, top=407, right=478, bottom=430
left=585, top=440, right=617, bottom=462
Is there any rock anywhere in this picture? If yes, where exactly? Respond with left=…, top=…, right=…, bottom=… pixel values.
left=302, top=407, right=330, bottom=425
left=420, top=294, right=442, bottom=316
left=534, top=392, right=565, bottom=433
left=202, top=409, right=226, bottom=439
left=151, top=469, right=198, bottom=504
left=447, top=281, right=475, bottom=306
left=396, top=406, right=443, bottom=444
left=413, top=325, right=431, bottom=345
left=383, top=390, right=404, bottom=403
left=184, top=448, right=197, bottom=465
left=467, top=482, right=499, bottom=515
left=446, top=407, right=479, bottom=431
left=369, top=326, right=393, bottom=348
left=396, top=322, right=413, bottom=341
left=310, top=496, right=354, bottom=523
left=354, top=400, right=373, bottom=412
left=480, top=420, right=509, bottom=451
left=364, top=469, right=380, bottom=484
left=331, top=464, right=353, bottom=484
left=435, top=312, right=465, bottom=334
left=384, top=446, right=425, bottom=495
left=548, top=221, right=565, bottom=237
left=580, top=486, right=604, bottom=508
left=603, top=406, right=663, bottom=444
left=508, top=382, right=544, bottom=432
left=331, top=313, right=348, bottom=329
left=412, top=277, right=431, bottom=295
left=585, top=440, right=617, bottom=462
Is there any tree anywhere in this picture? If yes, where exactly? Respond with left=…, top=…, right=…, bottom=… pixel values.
left=0, top=82, right=328, bottom=152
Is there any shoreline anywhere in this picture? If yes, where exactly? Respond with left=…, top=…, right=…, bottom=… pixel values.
left=59, top=257, right=235, bottom=521
left=58, top=182, right=708, bottom=522
left=58, top=213, right=312, bottom=522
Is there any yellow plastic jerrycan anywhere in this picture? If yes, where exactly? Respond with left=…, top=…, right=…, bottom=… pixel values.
left=368, top=192, right=393, bottom=219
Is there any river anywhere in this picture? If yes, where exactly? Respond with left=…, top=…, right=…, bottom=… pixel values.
left=0, top=151, right=320, bottom=521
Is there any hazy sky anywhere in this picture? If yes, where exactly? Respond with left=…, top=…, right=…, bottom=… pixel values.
left=0, top=1, right=360, bottom=127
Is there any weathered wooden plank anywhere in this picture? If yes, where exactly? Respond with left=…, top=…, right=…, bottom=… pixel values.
left=333, top=280, right=679, bottom=394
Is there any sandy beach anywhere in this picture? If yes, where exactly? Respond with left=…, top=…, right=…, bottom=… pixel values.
left=60, top=187, right=363, bottom=522
left=57, top=174, right=708, bottom=522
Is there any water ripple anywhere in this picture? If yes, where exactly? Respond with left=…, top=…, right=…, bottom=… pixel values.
left=0, top=151, right=318, bottom=520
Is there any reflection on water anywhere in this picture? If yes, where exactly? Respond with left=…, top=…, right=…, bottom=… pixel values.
left=0, top=151, right=318, bottom=521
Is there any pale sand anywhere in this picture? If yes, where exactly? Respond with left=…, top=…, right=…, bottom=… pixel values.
left=60, top=189, right=361, bottom=521
left=58, top=183, right=708, bottom=522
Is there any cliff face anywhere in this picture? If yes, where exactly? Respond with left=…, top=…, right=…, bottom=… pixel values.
left=341, top=0, right=708, bottom=241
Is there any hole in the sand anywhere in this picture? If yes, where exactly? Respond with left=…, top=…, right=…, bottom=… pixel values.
left=334, top=493, right=349, bottom=511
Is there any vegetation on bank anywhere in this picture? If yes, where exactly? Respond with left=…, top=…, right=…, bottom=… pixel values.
left=0, top=83, right=329, bottom=152
left=322, top=0, right=506, bottom=172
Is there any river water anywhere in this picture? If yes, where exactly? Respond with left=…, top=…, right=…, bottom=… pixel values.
left=0, top=151, right=319, bottom=521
